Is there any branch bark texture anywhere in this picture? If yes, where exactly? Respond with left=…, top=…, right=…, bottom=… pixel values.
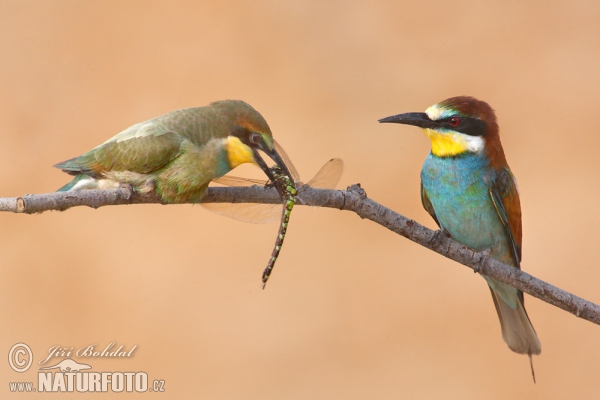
left=1, top=184, right=598, bottom=325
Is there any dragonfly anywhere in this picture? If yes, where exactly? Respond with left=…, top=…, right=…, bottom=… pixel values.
left=260, top=165, right=297, bottom=288
left=202, top=142, right=343, bottom=286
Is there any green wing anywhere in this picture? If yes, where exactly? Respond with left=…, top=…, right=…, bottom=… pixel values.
left=420, top=181, right=440, bottom=228
left=55, top=122, right=184, bottom=177
left=488, top=168, right=522, bottom=268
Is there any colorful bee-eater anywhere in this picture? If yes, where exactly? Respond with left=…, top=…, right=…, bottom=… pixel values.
left=379, top=96, right=541, bottom=371
left=55, top=100, right=292, bottom=203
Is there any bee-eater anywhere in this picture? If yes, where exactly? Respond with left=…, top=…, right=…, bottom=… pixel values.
left=379, top=96, right=541, bottom=368
left=55, top=100, right=292, bottom=203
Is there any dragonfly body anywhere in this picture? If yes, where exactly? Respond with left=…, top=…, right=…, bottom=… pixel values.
left=262, top=166, right=297, bottom=288
left=205, top=158, right=343, bottom=285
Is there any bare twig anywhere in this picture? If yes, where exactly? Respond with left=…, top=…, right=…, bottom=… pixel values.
left=1, top=184, right=598, bottom=325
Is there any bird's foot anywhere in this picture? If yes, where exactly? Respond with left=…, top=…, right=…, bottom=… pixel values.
left=429, top=229, right=451, bottom=249
left=138, top=178, right=156, bottom=194
left=117, top=182, right=137, bottom=198
left=474, top=248, right=493, bottom=274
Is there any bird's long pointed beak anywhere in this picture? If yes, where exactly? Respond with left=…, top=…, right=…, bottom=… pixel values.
left=378, top=112, right=437, bottom=129
left=254, top=147, right=293, bottom=183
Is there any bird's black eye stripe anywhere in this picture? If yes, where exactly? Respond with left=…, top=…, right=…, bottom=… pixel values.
left=231, top=125, right=249, bottom=139
left=231, top=125, right=265, bottom=147
left=231, top=125, right=252, bottom=142
left=440, top=116, right=487, bottom=137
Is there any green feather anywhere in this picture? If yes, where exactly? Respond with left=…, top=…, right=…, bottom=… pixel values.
left=54, top=100, right=273, bottom=203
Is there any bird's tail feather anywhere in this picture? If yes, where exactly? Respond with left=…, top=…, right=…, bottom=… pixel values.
left=56, top=174, right=93, bottom=192
left=489, top=286, right=541, bottom=356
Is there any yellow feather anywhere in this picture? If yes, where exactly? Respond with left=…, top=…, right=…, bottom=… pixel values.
left=423, top=128, right=485, bottom=157
left=423, top=128, right=471, bottom=157
left=225, top=136, right=256, bottom=168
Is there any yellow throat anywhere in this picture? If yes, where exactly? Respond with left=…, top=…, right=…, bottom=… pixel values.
left=225, top=136, right=256, bottom=168
left=423, top=128, right=484, bottom=157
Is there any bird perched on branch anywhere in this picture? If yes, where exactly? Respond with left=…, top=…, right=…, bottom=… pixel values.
left=379, top=96, right=541, bottom=377
left=55, top=100, right=292, bottom=203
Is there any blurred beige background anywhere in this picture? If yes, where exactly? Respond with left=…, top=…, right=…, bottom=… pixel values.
left=1, top=1, right=599, bottom=398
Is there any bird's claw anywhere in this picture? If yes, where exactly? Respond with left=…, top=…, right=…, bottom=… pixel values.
left=429, top=229, right=451, bottom=249
left=118, top=182, right=136, bottom=198
left=474, top=248, right=493, bottom=274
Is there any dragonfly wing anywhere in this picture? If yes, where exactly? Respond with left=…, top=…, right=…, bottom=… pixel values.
left=298, top=158, right=344, bottom=208
left=205, top=170, right=278, bottom=223
left=306, top=158, right=344, bottom=189
left=201, top=202, right=282, bottom=224
left=211, top=175, right=266, bottom=187
left=203, top=150, right=341, bottom=222
left=274, top=140, right=300, bottom=182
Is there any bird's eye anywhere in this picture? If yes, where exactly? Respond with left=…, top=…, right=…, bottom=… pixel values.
left=449, top=117, right=461, bottom=127
left=249, top=133, right=262, bottom=145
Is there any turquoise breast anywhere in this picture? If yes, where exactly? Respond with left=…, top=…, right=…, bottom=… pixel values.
left=421, top=152, right=511, bottom=263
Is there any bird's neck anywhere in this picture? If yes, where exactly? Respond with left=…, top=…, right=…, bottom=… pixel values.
left=425, top=151, right=491, bottom=178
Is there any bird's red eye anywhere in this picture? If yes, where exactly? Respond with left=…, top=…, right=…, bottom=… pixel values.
left=449, top=117, right=461, bottom=127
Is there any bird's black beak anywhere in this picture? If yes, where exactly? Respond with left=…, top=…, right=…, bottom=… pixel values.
left=378, top=112, right=438, bottom=130
left=253, top=146, right=293, bottom=183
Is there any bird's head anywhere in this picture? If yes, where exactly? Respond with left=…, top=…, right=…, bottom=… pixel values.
left=379, top=96, right=506, bottom=165
left=215, top=100, right=293, bottom=181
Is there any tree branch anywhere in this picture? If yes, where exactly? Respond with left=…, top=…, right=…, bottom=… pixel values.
left=1, top=184, right=598, bottom=325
